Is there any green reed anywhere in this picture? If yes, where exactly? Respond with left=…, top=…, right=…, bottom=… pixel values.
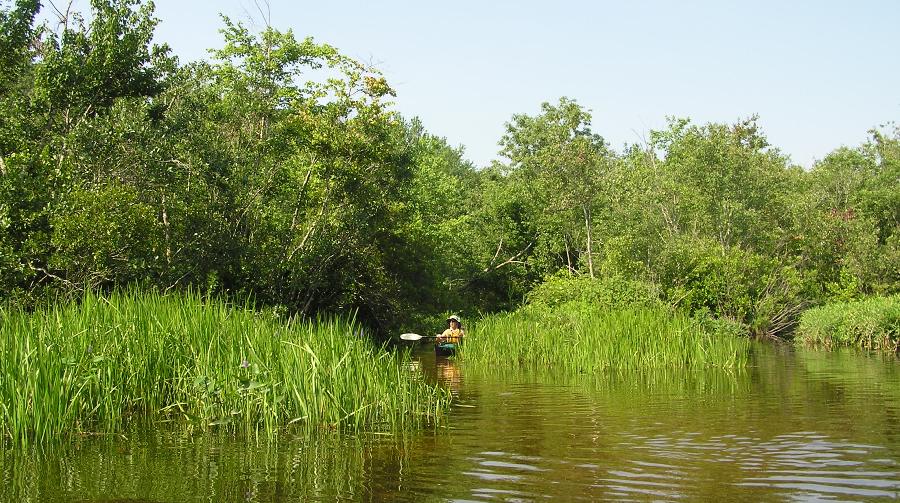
left=795, top=295, right=899, bottom=351
left=460, top=302, right=750, bottom=372
left=0, top=290, right=450, bottom=446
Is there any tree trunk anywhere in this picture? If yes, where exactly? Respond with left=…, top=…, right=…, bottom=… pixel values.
left=583, top=202, right=594, bottom=279
left=161, top=193, right=172, bottom=267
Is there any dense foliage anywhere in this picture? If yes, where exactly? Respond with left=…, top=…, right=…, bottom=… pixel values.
left=1, top=0, right=897, bottom=340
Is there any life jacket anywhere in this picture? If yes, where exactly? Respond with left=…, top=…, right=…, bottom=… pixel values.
left=441, top=328, right=464, bottom=344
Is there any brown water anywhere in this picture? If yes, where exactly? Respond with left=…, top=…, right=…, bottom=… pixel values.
left=2, top=344, right=898, bottom=502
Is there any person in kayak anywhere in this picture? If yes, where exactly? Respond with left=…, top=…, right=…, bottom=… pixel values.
left=437, top=315, right=465, bottom=344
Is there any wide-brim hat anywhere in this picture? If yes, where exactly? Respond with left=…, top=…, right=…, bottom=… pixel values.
left=447, top=315, right=461, bottom=323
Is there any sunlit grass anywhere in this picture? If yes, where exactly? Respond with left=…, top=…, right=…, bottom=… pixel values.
left=0, top=290, right=450, bottom=446
left=460, top=302, right=750, bottom=372
left=795, top=295, right=899, bottom=351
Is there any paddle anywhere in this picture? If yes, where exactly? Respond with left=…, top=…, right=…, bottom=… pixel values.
left=399, top=333, right=437, bottom=341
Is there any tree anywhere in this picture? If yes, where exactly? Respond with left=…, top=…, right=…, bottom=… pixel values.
left=0, top=0, right=39, bottom=94
left=0, top=0, right=173, bottom=302
left=499, top=97, right=611, bottom=278
left=799, top=126, right=900, bottom=298
left=647, top=116, right=794, bottom=253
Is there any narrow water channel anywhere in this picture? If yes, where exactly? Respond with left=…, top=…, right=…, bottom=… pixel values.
left=2, top=344, right=898, bottom=502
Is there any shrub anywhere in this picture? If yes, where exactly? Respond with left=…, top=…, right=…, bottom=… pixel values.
left=653, top=237, right=810, bottom=337
left=526, top=272, right=664, bottom=310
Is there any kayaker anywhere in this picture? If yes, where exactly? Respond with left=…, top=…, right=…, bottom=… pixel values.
left=437, top=315, right=465, bottom=344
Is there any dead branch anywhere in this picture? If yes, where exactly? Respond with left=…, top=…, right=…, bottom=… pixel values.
left=486, top=238, right=504, bottom=268
left=483, top=240, right=534, bottom=273
left=28, top=263, right=80, bottom=291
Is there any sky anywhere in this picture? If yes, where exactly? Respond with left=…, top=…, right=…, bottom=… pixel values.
left=41, top=0, right=900, bottom=168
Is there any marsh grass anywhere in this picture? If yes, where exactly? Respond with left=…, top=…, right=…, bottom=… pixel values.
left=795, top=295, right=900, bottom=351
left=460, top=302, right=750, bottom=372
left=0, top=290, right=450, bottom=446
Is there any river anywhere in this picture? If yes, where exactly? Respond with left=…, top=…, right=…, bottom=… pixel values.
left=2, top=343, right=898, bottom=501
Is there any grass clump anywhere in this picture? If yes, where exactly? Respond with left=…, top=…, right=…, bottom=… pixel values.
left=795, top=295, right=900, bottom=351
left=461, top=301, right=750, bottom=372
left=0, top=290, right=450, bottom=446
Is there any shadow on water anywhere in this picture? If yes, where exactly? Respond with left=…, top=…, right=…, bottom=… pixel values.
left=2, top=343, right=898, bottom=501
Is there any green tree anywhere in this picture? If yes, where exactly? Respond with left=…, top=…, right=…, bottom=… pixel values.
left=647, top=116, right=794, bottom=253
left=500, top=97, right=612, bottom=278
left=0, top=0, right=172, bottom=302
left=588, top=117, right=811, bottom=336
left=0, top=0, right=39, bottom=94
left=799, top=126, right=900, bottom=298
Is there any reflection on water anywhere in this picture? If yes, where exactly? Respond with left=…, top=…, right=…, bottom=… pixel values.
left=436, top=358, right=463, bottom=392
left=2, top=344, right=898, bottom=502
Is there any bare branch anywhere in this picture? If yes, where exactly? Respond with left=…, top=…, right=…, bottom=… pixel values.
left=253, top=0, right=272, bottom=28
left=163, top=272, right=191, bottom=294
left=292, top=156, right=316, bottom=230
left=47, top=0, right=74, bottom=31
left=483, top=240, right=534, bottom=272
left=486, top=238, right=504, bottom=268
left=28, top=263, right=80, bottom=291
left=288, top=187, right=331, bottom=262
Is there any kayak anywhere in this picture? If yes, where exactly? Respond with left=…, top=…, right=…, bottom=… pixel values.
left=435, top=342, right=457, bottom=357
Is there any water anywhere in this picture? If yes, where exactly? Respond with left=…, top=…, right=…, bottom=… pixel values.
left=2, top=344, right=898, bottom=502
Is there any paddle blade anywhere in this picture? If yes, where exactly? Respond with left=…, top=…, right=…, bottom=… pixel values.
left=400, top=333, right=424, bottom=341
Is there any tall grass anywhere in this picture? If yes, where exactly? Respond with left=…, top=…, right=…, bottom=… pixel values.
left=0, top=290, right=450, bottom=446
left=461, top=302, right=750, bottom=372
left=795, top=295, right=899, bottom=351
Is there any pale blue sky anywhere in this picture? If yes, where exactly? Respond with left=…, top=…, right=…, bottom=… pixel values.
left=47, top=1, right=900, bottom=168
